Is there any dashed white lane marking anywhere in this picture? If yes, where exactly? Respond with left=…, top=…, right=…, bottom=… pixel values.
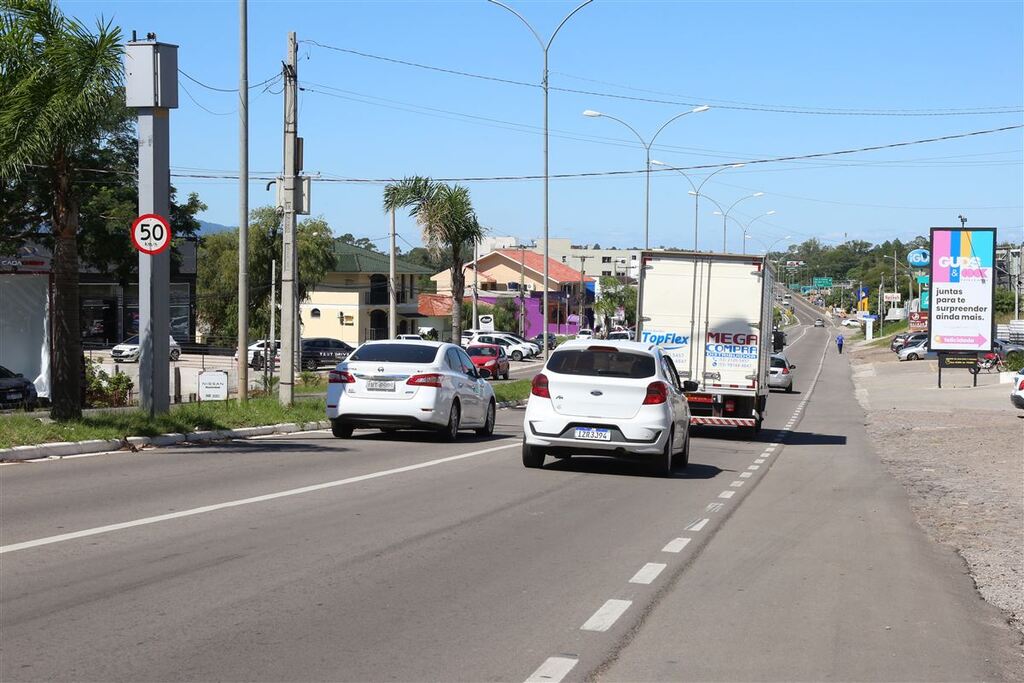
left=662, top=537, right=692, bottom=553
left=730, top=480, right=744, bottom=487
left=629, top=562, right=667, bottom=585
left=718, top=490, right=736, bottom=499
left=739, top=472, right=753, bottom=478
left=525, top=656, right=578, bottom=683
left=685, top=518, right=710, bottom=531
left=765, top=445, right=777, bottom=452
left=0, top=441, right=519, bottom=555
left=748, top=465, right=760, bottom=470
left=581, top=599, right=632, bottom=632
left=755, top=458, right=766, bottom=464
left=705, top=502, right=724, bottom=513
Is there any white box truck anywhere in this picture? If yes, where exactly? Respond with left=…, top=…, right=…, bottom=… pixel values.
left=636, top=251, right=774, bottom=432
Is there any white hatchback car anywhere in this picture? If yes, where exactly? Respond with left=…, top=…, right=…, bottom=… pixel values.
left=522, top=339, right=694, bottom=476
left=468, top=333, right=535, bottom=361
left=111, top=335, right=181, bottom=362
left=326, top=341, right=496, bottom=440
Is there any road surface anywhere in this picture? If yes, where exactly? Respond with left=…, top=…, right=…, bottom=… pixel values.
left=2, top=303, right=1018, bottom=681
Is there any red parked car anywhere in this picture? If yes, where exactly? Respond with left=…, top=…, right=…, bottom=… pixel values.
left=466, top=344, right=510, bottom=380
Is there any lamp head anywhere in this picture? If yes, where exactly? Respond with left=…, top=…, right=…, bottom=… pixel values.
left=582, top=109, right=602, bottom=117
left=650, top=159, right=667, bottom=166
left=729, top=163, right=745, bottom=169
left=753, top=192, right=765, bottom=197
left=766, top=210, right=777, bottom=216
left=687, top=190, right=698, bottom=197
left=692, top=105, right=710, bottom=113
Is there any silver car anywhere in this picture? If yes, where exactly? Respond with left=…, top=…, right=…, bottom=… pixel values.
left=768, top=354, right=795, bottom=392
left=897, top=341, right=937, bottom=361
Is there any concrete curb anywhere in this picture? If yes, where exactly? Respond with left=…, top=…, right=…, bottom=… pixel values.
left=0, top=420, right=334, bottom=462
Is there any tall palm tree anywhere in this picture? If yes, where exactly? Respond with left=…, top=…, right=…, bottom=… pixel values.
left=0, top=0, right=123, bottom=419
left=383, top=177, right=483, bottom=343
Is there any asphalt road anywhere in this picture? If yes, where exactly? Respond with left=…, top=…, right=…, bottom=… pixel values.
left=1, top=301, right=1019, bottom=682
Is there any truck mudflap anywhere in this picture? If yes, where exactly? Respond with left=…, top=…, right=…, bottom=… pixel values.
left=690, top=416, right=757, bottom=427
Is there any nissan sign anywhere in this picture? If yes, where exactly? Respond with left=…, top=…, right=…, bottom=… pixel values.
left=907, top=248, right=930, bottom=268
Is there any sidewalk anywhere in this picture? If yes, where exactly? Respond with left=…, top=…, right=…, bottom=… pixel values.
left=599, top=339, right=1022, bottom=681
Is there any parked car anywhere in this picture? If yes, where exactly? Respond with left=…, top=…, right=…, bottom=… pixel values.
left=499, top=332, right=540, bottom=356
left=396, top=334, right=425, bottom=341
left=530, top=333, right=558, bottom=351
left=0, top=365, right=38, bottom=410
left=813, top=319, right=825, bottom=327
left=898, top=341, right=937, bottom=361
left=111, top=335, right=181, bottom=362
left=326, top=341, right=495, bottom=439
left=522, top=339, right=694, bottom=476
left=1010, top=371, right=1024, bottom=410
left=993, top=339, right=1024, bottom=360
left=768, top=354, right=796, bottom=392
left=301, top=338, right=354, bottom=370
left=840, top=318, right=863, bottom=328
left=466, top=343, right=510, bottom=380
left=892, top=332, right=927, bottom=352
left=607, top=330, right=634, bottom=341
left=235, top=339, right=280, bottom=369
left=575, top=328, right=594, bottom=339
left=467, top=332, right=535, bottom=361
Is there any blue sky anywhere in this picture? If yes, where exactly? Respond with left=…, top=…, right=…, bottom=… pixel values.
left=64, top=0, right=1023, bottom=251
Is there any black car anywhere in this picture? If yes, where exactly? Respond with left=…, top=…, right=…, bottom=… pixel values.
left=301, top=338, right=354, bottom=370
left=530, top=334, right=558, bottom=350
left=0, top=365, right=38, bottom=410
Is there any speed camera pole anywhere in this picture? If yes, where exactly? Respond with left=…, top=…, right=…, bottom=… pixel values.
left=279, top=32, right=298, bottom=406
left=125, top=34, right=177, bottom=416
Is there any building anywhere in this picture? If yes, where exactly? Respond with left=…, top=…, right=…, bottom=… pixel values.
left=996, top=244, right=1021, bottom=291
left=533, top=238, right=642, bottom=281
left=300, top=241, right=436, bottom=344
left=431, top=248, right=594, bottom=336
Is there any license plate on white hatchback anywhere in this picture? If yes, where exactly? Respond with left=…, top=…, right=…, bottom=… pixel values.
left=574, top=427, right=611, bottom=441
left=366, top=380, right=395, bottom=392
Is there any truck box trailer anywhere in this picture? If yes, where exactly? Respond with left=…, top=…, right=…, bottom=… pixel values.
left=636, top=251, right=774, bottom=431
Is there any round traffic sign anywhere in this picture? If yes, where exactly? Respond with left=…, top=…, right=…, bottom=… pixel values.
left=131, top=214, right=172, bottom=255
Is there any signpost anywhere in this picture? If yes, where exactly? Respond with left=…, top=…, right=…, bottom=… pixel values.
left=198, top=370, right=229, bottom=401
left=130, top=214, right=172, bottom=256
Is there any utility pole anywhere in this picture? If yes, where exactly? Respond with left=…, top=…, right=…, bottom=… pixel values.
left=125, top=35, right=177, bottom=416
left=575, top=255, right=591, bottom=332
left=517, top=245, right=527, bottom=337
left=389, top=207, right=397, bottom=339
left=278, top=32, right=298, bottom=405
left=266, top=259, right=276, bottom=391
left=237, top=0, right=249, bottom=403
left=471, top=239, right=479, bottom=330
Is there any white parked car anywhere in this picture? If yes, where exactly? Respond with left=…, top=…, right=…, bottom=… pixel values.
left=467, top=332, right=535, bottom=361
left=840, top=318, right=863, bottom=328
left=111, top=335, right=181, bottom=362
left=575, top=328, right=594, bottom=339
left=897, top=341, right=937, bottom=361
left=1010, top=371, right=1024, bottom=410
left=396, top=334, right=425, bottom=341
left=607, top=330, right=634, bottom=341
left=522, top=339, right=693, bottom=476
left=326, top=341, right=496, bottom=440
left=235, top=339, right=280, bottom=369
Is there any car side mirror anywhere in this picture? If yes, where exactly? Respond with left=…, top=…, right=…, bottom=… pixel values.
left=789, top=364, right=796, bottom=369
left=15, top=373, right=23, bottom=378
left=682, top=380, right=699, bottom=392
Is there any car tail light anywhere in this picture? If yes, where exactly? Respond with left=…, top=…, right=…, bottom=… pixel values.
left=643, top=381, right=669, bottom=405
left=407, top=373, right=443, bottom=388
left=531, top=373, right=550, bottom=398
left=328, top=370, right=354, bottom=384
left=781, top=365, right=789, bottom=375
left=587, top=345, right=617, bottom=352
left=1018, top=378, right=1024, bottom=391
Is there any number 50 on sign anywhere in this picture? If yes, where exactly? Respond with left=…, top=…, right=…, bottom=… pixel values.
left=131, top=213, right=172, bottom=255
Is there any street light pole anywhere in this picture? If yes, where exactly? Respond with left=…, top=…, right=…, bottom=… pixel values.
left=582, top=106, right=709, bottom=251
left=487, top=0, right=593, bottom=358
left=651, top=160, right=743, bottom=250
left=719, top=192, right=764, bottom=251
left=736, top=211, right=777, bottom=254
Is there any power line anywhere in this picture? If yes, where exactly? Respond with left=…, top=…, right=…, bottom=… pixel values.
left=179, top=81, right=235, bottom=116
left=301, top=40, right=1024, bottom=117
left=178, top=69, right=282, bottom=93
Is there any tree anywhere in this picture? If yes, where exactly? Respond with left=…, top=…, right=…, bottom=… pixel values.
left=594, top=276, right=634, bottom=335
left=1, top=0, right=123, bottom=420
left=196, top=207, right=335, bottom=346
left=383, top=177, right=483, bottom=342
left=338, top=232, right=380, bottom=252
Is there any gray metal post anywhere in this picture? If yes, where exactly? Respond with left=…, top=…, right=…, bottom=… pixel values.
left=389, top=208, right=397, bottom=339
left=542, top=48, right=549, bottom=357
left=279, top=32, right=298, bottom=405
left=267, top=259, right=276, bottom=389
left=237, top=0, right=249, bottom=402
left=472, top=239, right=479, bottom=330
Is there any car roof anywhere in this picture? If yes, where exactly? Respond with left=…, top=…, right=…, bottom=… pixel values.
left=554, top=339, right=657, bottom=354
left=360, top=339, right=445, bottom=347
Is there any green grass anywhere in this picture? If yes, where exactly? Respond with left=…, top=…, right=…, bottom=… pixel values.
left=492, top=379, right=531, bottom=403
left=0, top=397, right=326, bottom=449
left=866, top=319, right=910, bottom=348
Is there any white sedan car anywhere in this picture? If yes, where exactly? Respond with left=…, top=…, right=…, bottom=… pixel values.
left=1011, top=372, right=1024, bottom=410
left=840, top=318, right=863, bottom=328
left=111, top=335, right=181, bottom=362
left=522, top=339, right=693, bottom=476
left=326, top=341, right=496, bottom=440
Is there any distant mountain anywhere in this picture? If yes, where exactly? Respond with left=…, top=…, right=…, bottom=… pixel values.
left=197, top=220, right=234, bottom=235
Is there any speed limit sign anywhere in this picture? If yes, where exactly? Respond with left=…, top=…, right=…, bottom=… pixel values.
left=131, top=214, right=172, bottom=255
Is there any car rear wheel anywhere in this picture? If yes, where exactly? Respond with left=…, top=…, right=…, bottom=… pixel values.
left=512, top=350, right=523, bottom=361
left=907, top=353, right=919, bottom=361
left=654, top=428, right=674, bottom=477
left=441, top=402, right=460, bottom=441
left=331, top=420, right=353, bottom=438
left=169, top=349, right=180, bottom=362
left=786, top=383, right=794, bottom=393
left=476, top=401, right=495, bottom=436
left=522, top=438, right=545, bottom=468
left=674, top=430, right=690, bottom=470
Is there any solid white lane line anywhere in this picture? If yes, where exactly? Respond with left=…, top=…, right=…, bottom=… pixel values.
left=730, top=480, right=744, bottom=487
left=719, top=490, right=736, bottom=499
left=581, top=599, right=632, bottom=632
left=525, top=657, right=578, bottom=683
left=662, top=537, right=692, bottom=553
left=0, top=441, right=519, bottom=555
left=629, top=562, right=667, bottom=585
left=748, top=465, right=760, bottom=470
left=739, top=472, right=753, bottom=478
left=685, top=518, right=710, bottom=531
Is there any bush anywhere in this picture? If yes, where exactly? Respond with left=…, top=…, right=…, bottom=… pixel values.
left=84, top=359, right=134, bottom=407
left=299, top=370, right=322, bottom=388
left=1005, top=351, right=1024, bottom=373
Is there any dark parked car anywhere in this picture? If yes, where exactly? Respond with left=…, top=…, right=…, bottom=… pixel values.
left=530, top=333, right=558, bottom=350
left=301, top=338, right=354, bottom=370
left=0, top=365, right=38, bottom=411
left=892, top=332, right=927, bottom=352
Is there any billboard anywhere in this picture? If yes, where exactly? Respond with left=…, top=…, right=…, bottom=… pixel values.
left=928, top=227, right=995, bottom=352
left=883, top=292, right=902, bottom=303
left=909, top=311, right=928, bottom=332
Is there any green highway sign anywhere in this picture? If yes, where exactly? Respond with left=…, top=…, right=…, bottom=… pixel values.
left=812, top=277, right=833, bottom=287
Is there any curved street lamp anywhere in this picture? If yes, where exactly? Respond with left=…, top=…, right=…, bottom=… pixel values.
left=583, top=106, right=709, bottom=250
left=735, top=211, right=777, bottom=254
left=486, top=0, right=593, bottom=357
left=651, top=160, right=743, bottom=250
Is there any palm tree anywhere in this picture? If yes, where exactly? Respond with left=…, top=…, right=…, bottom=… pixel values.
left=0, top=0, right=123, bottom=419
left=383, top=177, right=483, bottom=343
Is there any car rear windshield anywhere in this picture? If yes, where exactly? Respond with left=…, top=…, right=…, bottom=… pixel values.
left=348, top=343, right=439, bottom=363
left=467, top=346, right=497, bottom=357
left=770, top=357, right=787, bottom=368
left=547, top=348, right=655, bottom=378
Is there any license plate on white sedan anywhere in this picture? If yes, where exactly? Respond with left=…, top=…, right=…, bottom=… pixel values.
left=574, top=427, right=611, bottom=441
left=366, top=380, right=395, bottom=392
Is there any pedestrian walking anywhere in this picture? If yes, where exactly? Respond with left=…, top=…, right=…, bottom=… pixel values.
left=836, top=334, right=844, bottom=354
